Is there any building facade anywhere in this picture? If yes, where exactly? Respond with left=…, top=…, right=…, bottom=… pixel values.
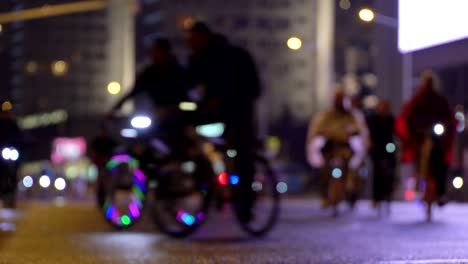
left=0, top=0, right=134, bottom=159
left=138, top=0, right=334, bottom=136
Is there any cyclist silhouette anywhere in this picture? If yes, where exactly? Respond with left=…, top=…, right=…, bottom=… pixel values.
left=186, top=22, right=261, bottom=221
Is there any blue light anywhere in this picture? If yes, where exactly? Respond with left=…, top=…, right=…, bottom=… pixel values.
left=106, top=205, right=114, bottom=219
left=230, top=175, right=240, bottom=185
left=181, top=213, right=195, bottom=226
left=332, top=168, right=343, bottom=178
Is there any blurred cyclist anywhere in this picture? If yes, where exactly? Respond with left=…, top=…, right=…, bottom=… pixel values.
left=307, top=89, right=365, bottom=208
left=368, top=100, right=396, bottom=210
left=185, top=22, right=261, bottom=221
left=109, top=37, right=187, bottom=126
left=108, top=37, right=189, bottom=152
left=395, top=70, right=456, bottom=206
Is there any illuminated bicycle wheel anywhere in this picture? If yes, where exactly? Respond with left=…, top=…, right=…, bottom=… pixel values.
left=151, top=157, right=212, bottom=238
left=101, top=154, right=147, bottom=230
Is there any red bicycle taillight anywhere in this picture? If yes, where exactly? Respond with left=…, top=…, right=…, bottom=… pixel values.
left=217, top=172, right=228, bottom=185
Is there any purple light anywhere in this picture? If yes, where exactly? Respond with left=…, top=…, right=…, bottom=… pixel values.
left=112, top=154, right=131, bottom=163
left=133, top=178, right=146, bottom=192
left=134, top=168, right=147, bottom=183
left=196, top=212, right=205, bottom=221
left=129, top=203, right=140, bottom=218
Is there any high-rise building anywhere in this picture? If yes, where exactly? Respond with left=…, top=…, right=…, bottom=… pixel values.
left=137, top=0, right=335, bottom=136
left=1, top=0, right=134, bottom=128
left=0, top=0, right=134, bottom=158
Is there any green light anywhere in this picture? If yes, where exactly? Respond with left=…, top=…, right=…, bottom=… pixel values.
left=106, top=160, right=119, bottom=169
left=132, top=185, right=145, bottom=201
left=129, top=158, right=140, bottom=168
left=103, top=201, right=110, bottom=211
left=121, top=215, right=131, bottom=226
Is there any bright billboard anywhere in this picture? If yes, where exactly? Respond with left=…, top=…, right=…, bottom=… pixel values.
left=399, top=0, right=468, bottom=53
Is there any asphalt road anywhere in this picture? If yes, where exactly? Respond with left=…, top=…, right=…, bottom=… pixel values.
left=2, top=198, right=468, bottom=263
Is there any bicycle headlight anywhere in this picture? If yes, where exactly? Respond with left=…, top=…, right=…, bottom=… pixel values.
left=131, top=115, right=152, bottom=129
left=433, top=123, right=445, bottom=136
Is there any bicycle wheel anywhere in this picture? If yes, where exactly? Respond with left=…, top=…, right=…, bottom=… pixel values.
left=101, top=154, right=147, bottom=230
left=235, top=156, right=280, bottom=237
left=151, top=157, right=212, bottom=238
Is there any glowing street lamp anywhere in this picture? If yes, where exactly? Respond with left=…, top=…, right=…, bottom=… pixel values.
left=107, top=81, right=121, bottom=95
left=359, top=8, right=375, bottom=22
left=287, top=36, right=302, bottom=50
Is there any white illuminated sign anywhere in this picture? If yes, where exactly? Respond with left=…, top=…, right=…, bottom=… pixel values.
left=399, top=0, right=468, bottom=53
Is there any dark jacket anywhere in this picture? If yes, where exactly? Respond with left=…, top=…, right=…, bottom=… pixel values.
left=113, top=59, right=187, bottom=111
left=187, top=39, right=261, bottom=109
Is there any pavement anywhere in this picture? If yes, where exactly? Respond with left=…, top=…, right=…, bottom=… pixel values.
left=2, top=198, right=468, bottom=263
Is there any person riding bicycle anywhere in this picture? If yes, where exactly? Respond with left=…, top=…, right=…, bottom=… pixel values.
left=307, top=89, right=365, bottom=208
left=367, top=99, right=397, bottom=210
left=395, top=70, right=456, bottom=206
left=108, top=37, right=188, bottom=150
left=185, top=22, right=261, bottom=221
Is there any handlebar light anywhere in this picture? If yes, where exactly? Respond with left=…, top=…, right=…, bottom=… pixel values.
left=131, top=116, right=152, bottom=129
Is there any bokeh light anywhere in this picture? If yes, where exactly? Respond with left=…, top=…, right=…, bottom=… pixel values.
left=1, top=101, right=12, bottom=112
left=455, top=111, right=465, bottom=132
left=287, top=36, right=302, bottom=50
left=107, top=81, right=121, bottom=95
left=120, top=128, right=138, bottom=138
left=359, top=8, right=375, bottom=22
left=196, top=123, right=225, bottom=138
left=386, top=143, right=396, bottom=153
left=227, top=149, right=237, bottom=158
left=51, top=60, right=68, bottom=76
left=179, top=101, right=197, bottom=111
left=339, top=0, right=351, bottom=10
left=433, top=123, right=445, bottom=136
left=453, top=177, right=464, bottom=189
left=131, top=116, right=152, bottom=129
left=23, top=176, right=34, bottom=188
left=25, top=61, right=38, bottom=74
left=332, top=168, right=343, bottom=178
left=9, top=148, right=19, bottom=161
left=39, top=175, right=51, bottom=188
left=121, top=215, right=131, bottom=226
left=276, top=182, right=288, bottom=194
left=181, top=161, right=196, bottom=173
left=1, top=148, right=11, bottom=160
left=183, top=17, right=195, bottom=29
left=252, top=181, right=263, bottom=192
left=217, top=172, right=228, bottom=186
left=54, top=177, right=67, bottom=191
left=229, top=175, right=240, bottom=185
left=404, top=189, right=415, bottom=201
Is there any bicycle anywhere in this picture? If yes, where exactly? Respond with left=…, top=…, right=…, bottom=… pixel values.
left=418, top=123, right=449, bottom=222
left=98, top=112, right=280, bottom=237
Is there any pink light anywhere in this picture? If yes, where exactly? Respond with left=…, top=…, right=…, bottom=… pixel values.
left=112, top=154, right=131, bottom=163
left=129, top=203, right=140, bottom=218
left=134, top=169, right=147, bottom=182
left=404, top=189, right=416, bottom=201
left=51, top=137, right=87, bottom=164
